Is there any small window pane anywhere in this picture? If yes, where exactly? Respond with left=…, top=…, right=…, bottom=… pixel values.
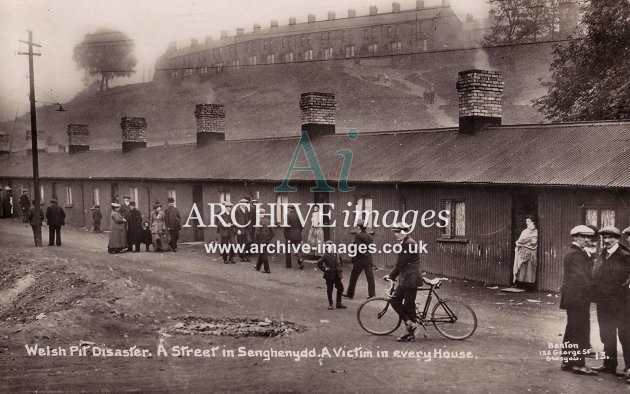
left=455, top=202, right=466, bottom=236
left=585, top=209, right=598, bottom=227
left=601, top=210, right=615, bottom=228
left=442, top=200, right=452, bottom=238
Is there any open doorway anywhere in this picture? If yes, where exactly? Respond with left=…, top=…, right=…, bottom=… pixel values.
left=511, top=192, right=539, bottom=288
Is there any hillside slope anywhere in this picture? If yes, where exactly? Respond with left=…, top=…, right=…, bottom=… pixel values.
left=2, top=43, right=553, bottom=151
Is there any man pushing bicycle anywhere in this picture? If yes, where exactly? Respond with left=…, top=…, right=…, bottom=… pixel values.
left=383, top=223, right=423, bottom=342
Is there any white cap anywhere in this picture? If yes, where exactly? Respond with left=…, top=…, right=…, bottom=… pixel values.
left=570, top=225, right=595, bottom=236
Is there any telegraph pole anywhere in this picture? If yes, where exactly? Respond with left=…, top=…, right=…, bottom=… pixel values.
left=18, top=30, right=42, bottom=246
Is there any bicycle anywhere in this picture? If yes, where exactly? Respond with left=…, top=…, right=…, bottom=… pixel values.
left=357, top=277, right=477, bottom=340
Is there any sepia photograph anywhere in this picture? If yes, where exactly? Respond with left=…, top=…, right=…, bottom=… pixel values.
left=0, top=0, right=629, bottom=392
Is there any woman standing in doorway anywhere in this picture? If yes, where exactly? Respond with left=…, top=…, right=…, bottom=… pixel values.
left=513, top=215, right=538, bottom=287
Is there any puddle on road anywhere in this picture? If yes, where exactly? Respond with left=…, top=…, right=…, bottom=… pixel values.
left=164, top=317, right=306, bottom=337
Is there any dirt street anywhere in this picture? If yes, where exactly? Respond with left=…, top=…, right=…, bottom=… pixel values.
left=0, top=219, right=626, bottom=392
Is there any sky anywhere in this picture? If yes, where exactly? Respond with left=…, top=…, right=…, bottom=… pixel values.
left=0, top=0, right=489, bottom=122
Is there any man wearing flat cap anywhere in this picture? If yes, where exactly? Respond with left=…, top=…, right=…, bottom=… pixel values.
left=165, top=197, right=181, bottom=252
left=218, top=201, right=236, bottom=264
left=383, top=223, right=423, bottom=342
left=592, top=226, right=630, bottom=376
left=45, top=198, right=66, bottom=246
left=253, top=207, right=275, bottom=273
left=235, top=197, right=252, bottom=262
left=559, top=225, right=598, bottom=375
left=344, top=220, right=376, bottom=300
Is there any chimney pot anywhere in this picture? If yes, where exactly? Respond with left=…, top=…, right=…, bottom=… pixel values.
left=416, top=0, right=425, bottom=10
left=456, top=69, right=503, bottom=134
left=67, top=124, right=90, bottom=153
left=120, top=117, right=147, bottom=152
left=194, top=104, right=226, bottom=146
left=289, top=17, right=296, bottom=25
left=328, top=11, right=336, bottom=21
left=348, top=9, right=357, bottom=18
left=307, top=14, right=316, bottom=23
left=369, top=6, right=378, bottom=16
left=299, top=92, right=336, bottom=135
left=392, top=2, right=401, bottom=12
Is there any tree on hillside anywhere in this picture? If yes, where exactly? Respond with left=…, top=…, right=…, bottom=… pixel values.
left=533, top=0, right=630, bottom=121
left=73, top=28, right=137, bottom=92
left=483, top=0, right=561, bottom=45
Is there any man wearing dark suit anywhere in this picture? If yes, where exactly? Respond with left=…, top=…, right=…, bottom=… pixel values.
left=592, top=226, right=630, bottom=376
left=235, top=198, right=252, bottom=262
left=284, top=205, right=304, bottom=269
left=218, top=202, right=236, bottom=264
left=45, top=199, right=66, bottom=246
left=560, top=225, right=598, bottom=375
left=165, top=197, right=182, bottom=252
left=383, top=223, right=422, bottom=342
left=344, top=220, right=376, bottom=299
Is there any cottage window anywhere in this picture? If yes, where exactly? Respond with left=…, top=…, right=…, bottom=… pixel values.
left=285, top=52, right=294, bottom=62
left=368, top=43, right=378, bottom=53
left=65, top=186, right=73, bottom=207
left=249, top=56, right=256, bottom=65
left=266, top=54, right=275, bottom=64
left=276, top=193, right=289, bottom=223
left=354, top=196, right=374, bottom=230
left=304, top=49, right=313, bottom=61
left=392, top=41, right=402, bottom=52
left=40, top=185, right=45, bottom=202
left=585, top=208, right=616, bottom=228
left=219, top=191, right=231, bottom=204
left=345, top=45, right=355, bottom=58
left=441, top=200, right=466, bottom=239
left=167, top=189, right=176, bottom=206
left=422, top=39, right=428, bottom=51
left=323, top=48, right=333, bottom=60
left=93, top=188, right=100, bottom=206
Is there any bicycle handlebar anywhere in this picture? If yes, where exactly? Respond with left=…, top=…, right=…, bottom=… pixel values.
left=382, top=276, right=449, bottom=297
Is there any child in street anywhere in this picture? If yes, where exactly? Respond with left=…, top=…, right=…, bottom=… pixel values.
left=317, top=240, right=347, bottom=310
left=91, top=205, right=102, bottom=233
left=142, top=221, right=152, bottom=251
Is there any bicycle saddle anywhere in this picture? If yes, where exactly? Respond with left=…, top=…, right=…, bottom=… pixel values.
left=423, top=277, right=448, bottom=286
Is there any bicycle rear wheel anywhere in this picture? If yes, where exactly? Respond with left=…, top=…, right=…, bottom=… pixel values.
left=431, top=300, right=477, bottom=340
left=357, top=297, right=402, bottom=335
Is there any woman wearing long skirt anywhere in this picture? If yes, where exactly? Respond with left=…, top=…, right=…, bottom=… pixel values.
left=513, top=216, right=538, bottom=286
left=306, top=205, right=325, bottom=256
left=108, top=203, right=127, bottom=254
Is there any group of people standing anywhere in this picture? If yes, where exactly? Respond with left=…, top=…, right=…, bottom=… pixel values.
left=106, top=195, right=181, bottom=254
left=560, top=224, right=630, bottom=381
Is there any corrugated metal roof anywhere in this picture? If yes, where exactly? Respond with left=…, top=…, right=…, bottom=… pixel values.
left=1, top=122, right=629, bottom=188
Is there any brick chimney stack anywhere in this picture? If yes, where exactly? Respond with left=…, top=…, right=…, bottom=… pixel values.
left=369, top=6, right=378, bottom=16
left=456, top=69, right=503, bottom=134
left=416, top=0, right=425, bottom=10
left=121, top=117, right=147, bottom=152
left=67, top=124, right=90, bottom=153
left=393, top=2, right=401, bottom=12
left=195, top=104, right=226, bottom=146
left=300, top=92, right=336, bottom=135
left=307, top=14, right=316, bottom=23
left=348, top=9, right=357, bottom=18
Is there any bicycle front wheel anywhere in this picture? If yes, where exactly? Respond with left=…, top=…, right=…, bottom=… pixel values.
left=357, top=297, right=402, bottom=335
left=431, top=300, right=477, bottom=340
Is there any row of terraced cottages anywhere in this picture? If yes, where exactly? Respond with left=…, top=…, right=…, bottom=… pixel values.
left=2, top=69, right=629, bottom=292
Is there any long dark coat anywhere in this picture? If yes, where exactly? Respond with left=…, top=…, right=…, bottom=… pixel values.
left=234, top=207, right=251, bottom=243
left=254, top=216, right=275, bottom=244
left=389, top=236, right=423, bottom=290
left=317, top=252, right=343, bottom=280
left=45, top=204, right=66, bottom=226
left=284, top=210, right=303, bottom=242
left=165, top=205, right=181, bottom=231
left=593, top=245, right=630, bottom=303
left=127, top=209, right=144, bottom=244
left=560, top=244, right=595, bottom=310
left=108, top=210, right=127, bottom=249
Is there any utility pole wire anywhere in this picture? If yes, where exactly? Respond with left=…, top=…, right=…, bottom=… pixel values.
left=18, top=30, right=43, bottom=247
